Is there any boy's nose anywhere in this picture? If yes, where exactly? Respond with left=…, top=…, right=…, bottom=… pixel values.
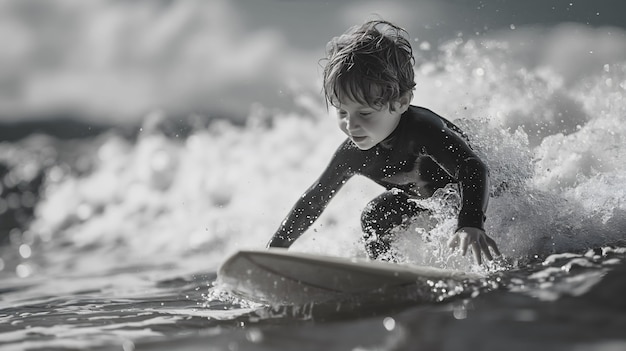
left=346, top=114, right=360, bottom=131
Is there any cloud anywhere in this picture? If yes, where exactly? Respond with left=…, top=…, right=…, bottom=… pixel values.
left=338, top=0, right=431, bottom=29
left=1, top=0, right=624, bottom=127
left=409, top=23, right=626, bottom=148
left=0, top=0, right=318, bottom=124
left=488, top=23, right=626, bottom=84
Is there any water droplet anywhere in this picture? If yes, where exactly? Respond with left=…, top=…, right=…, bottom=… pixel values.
left=246, top=328, right=264, bottom=343
left=122, top=340, right=135, bottom=351
left=453, top=306, right=467, bottom=319
left=19, top=244, right=32, bottom=259
left=383, top=317, right=396, bottom=331
left=16, top=264, right=32, bottom=278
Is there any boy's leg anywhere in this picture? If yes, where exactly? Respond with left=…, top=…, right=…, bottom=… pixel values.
left=360, top=189, right=428, bottom=260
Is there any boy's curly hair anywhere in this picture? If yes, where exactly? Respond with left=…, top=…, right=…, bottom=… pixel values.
left=322, top=20, right=415, bottom=110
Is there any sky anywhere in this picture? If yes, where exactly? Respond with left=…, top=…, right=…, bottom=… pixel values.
left=0, top=0, right=624, bottom=126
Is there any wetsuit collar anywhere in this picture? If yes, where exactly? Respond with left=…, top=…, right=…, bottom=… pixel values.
left=379, top=107, right=410, bottom=150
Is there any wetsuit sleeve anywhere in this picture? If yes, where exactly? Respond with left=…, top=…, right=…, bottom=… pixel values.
left=267, top=140, right=356, bottom=248
left=420, top=120, right=489, bottom=230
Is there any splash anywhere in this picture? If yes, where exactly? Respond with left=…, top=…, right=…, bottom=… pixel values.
left=11, top=29, right=626, bottom=278
left=366, top=35, right=626, bottom=269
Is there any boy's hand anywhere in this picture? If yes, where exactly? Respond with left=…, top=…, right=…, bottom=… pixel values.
left=447, top=227, right=501, bottom=265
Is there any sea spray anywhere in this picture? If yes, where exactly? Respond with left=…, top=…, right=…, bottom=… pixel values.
left=17, top=32, right=626, bottom=278
left=386, top=37, right=626, bottom=269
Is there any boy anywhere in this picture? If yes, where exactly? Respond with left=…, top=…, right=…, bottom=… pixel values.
left=267, top=20, right=500, bottom=265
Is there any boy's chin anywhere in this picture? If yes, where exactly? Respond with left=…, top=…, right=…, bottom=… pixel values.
left=351, top=139, right=377, bottom=150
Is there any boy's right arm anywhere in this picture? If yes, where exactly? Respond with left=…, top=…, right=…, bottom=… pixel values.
left=267, top=141, right=355, bottom=248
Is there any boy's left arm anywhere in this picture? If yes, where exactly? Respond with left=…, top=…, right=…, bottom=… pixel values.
left=425, top=121, right=501, bottom=264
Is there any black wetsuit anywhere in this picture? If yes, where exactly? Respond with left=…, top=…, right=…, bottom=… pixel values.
left=267, top=105, right=489, bottom=259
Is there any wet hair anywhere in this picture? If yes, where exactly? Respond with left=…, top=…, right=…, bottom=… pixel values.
left=322, top=19, right=415, bottom=110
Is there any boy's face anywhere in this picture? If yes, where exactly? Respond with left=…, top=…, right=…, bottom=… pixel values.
left=333, top=97, right=406, bottom=150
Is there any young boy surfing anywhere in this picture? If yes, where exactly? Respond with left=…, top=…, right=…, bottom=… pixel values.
left=267, top=20, right=501, bottom=265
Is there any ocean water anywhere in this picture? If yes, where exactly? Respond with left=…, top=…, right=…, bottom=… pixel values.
left=1, top=33, right=626, bottom=350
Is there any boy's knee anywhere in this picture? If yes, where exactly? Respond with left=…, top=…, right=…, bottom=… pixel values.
left=360, top=190, right=419, bottom=233
left=360, top=190, right=429, bottom=260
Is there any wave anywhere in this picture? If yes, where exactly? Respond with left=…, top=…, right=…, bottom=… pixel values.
left=1, top=30, right=625, bottom=278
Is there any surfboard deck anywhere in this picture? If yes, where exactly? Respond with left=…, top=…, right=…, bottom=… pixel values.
left=217, top=249, right=484, bottom=305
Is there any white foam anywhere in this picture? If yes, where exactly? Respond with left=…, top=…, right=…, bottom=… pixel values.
left=25, top=30, right=626, bottom=274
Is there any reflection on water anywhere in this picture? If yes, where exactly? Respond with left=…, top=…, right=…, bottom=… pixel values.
left=1, top=249, right=624, bottom=350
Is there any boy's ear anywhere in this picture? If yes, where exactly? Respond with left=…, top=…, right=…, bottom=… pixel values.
left=394, top=91, right=413, bottom=112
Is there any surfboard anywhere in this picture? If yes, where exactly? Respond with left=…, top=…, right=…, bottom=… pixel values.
left=217, top=249, right=484, bottom=305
